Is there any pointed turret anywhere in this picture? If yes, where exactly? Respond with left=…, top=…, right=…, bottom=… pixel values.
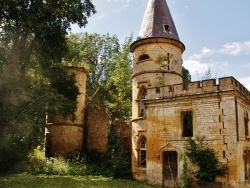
left=138, top=0, right=180, bottom=42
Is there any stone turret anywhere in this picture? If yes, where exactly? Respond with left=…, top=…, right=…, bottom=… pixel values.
left=130, top=0, right=185, bottom=119
left=45, top=67, right=86, bottom=158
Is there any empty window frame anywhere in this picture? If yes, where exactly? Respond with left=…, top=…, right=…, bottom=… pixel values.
left=181, top=111, right=193, bottom=137
left=138, top=54, right=150, bottom=61
left=139, top=89, right=146, bottom=117
left=139, top=137, right=147, bottom=167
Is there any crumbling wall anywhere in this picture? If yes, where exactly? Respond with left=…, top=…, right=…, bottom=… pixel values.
left=86, top=105, right=109, bottom=153
left=115, top=119, right=132, bottom=154
left=46, top=125, right=83, bottom=158
left=46, top=67, right=86, bottom=158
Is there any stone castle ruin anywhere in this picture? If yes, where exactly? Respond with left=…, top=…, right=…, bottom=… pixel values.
left=45, top=67, right=131, bottom=158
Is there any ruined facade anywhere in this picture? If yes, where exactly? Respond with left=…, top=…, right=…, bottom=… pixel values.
left=131, top=0, right=250, bottom=187
left=45, top=67, right=131, bottom=158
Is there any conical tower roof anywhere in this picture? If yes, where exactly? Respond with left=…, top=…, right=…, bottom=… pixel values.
left=138, top=0, right=180, bottom=41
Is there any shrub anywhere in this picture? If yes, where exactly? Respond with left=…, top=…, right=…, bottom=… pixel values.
left=85, top=150, right=132, bottom=178
left=27, top=147, right=86, bottom=175
left=186, top=137, right=228, bottom=182
left=113, top=156, right=132, bottom=179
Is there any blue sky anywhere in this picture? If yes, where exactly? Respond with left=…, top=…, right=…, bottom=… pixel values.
left=72, top=0, right=250, bottom=90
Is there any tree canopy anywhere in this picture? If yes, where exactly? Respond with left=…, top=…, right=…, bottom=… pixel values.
left=0, top=0, right=96, bottom=173
left=65, top=33, right=133, bottom=119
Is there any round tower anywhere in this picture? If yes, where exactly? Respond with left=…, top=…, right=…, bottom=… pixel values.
left=130, top=0, right=185, bottom=119
left=130, top=0, right=185, bottom=182
left=45, top=67, right=86, bottom=158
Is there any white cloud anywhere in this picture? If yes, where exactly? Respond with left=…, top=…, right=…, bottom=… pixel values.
left=183, top=40, right=250, bottom=81
left=183, top=59, right=211, bottom=75
left=238, top=76, right=250, bottom=91
left=189, top=47, right=216, bottom=60
left=219, top=41, right=250, bottom=56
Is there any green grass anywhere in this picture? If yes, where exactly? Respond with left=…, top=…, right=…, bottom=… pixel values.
left=0, top=173, right=160, bottom=188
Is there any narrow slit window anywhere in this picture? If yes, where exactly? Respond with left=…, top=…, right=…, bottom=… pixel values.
left=139, top=89, right=146, bottom=117
left=245, top=111, right=249, bottom=139
left=156, top=87, right=160, bottom=93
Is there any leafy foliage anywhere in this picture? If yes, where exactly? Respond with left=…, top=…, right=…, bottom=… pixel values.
left=181, top=148, right=189, bottom=188
left=201, top=68, right=217, bottom=80
left=66, top=33, right=133, bottom=119
left=27, top=148, right=86, bottom=175
left=182, top=66, right=191, bottom=89
left=0, top=0, right=96, bottom=173
left=85, top=150, right=132, bottom=179
left=185, top=137, right=228, bottom=182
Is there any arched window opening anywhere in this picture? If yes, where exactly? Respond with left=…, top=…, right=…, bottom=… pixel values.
left=182, top=111, right=193, bottom=137
left=139, top=89, right=146, bottom=117
left=139, top=54, right=150, bottom=61
left=139, top=137, right=147, bottom=168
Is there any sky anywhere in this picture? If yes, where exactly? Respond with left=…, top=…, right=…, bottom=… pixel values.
left=72, top=0, right=250, bottom=90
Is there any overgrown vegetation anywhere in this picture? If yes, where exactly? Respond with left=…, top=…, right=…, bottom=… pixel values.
left=181, top=148, right=188, bottom=188
left=8, top=146, right=131, bottom=179
left=66, top=33, right=133, bottom=120
left=185, top=137, right=228, bottom=182
left=0, top=0, right=96, bottom=173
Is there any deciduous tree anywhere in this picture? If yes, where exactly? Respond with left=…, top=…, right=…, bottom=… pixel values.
left=0, top=0, right=96, bottom=173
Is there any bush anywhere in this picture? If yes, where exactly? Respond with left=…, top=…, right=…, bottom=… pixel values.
left=113, top=156, right=132, bottom=179
left=0, top=122, right=34, bottom=174
left=186, top=137, right=228, bottom=182
left=85, top=150, right=132, bottom=179
left=27, top=147, right=87, bottom=175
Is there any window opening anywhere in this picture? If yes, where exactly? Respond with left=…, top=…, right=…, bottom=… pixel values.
left=139, top=137, right=147, bottom=167
left=156, top=87, right=160, bottom=93
left=139, top=89, right=146, bottom=117
left=139, top=54, right=150, bottom=61
left=244, top=149, right=250, bottom=179
left=245, top=112, right=249, bottom=139
left=164, top=24, right=170, bottom=32
left=182, top=111, right=193, bottom=137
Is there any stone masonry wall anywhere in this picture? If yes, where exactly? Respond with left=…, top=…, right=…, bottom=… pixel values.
left=132, top=76, right=250, bottom=186
left=86, top=105, right=109, bottom=153
left=46, top=67, right=86, bottom=157
left=47, top=125, right=83, bottom=158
